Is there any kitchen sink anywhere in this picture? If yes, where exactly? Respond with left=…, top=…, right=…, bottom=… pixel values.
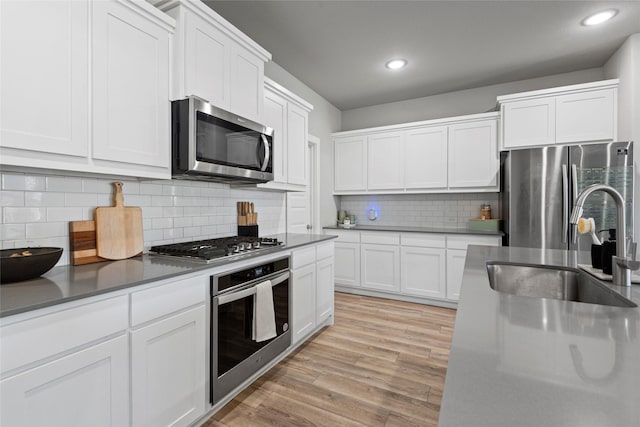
left=486, top=262, right=637, bottom=307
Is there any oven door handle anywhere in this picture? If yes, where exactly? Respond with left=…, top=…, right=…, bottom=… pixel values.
left=217, top=271, right=289, bottom=306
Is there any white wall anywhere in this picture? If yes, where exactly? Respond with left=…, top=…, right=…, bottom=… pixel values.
left=0, top=169, right=285, bottom=266
left=604, top=33, right=640, bottom=242
left=264, top=61, right=342, bottom=229
left=341, top=68, right=604, bottom=131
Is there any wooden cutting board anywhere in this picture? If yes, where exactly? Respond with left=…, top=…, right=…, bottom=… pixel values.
left=94, top=182, right=143, bottom=260
left=69, top=220, right=108, bottom=266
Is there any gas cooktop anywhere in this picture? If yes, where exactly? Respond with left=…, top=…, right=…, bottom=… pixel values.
left=149, top=236, right=283, bottom=263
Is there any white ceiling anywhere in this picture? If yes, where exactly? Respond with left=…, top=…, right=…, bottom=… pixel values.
left=207, top=1, right=640, bottom=111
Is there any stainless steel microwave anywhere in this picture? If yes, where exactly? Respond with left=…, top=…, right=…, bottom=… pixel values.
left=172, top=97, right=274, bottom=184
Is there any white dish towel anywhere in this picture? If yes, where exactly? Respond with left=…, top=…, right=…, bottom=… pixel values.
left=252, top=280, right=277, bottom=342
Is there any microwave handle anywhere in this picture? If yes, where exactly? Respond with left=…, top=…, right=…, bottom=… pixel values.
left=260, top=134, right=270, bottom=172
left=217, top=271, right=289, bottom=306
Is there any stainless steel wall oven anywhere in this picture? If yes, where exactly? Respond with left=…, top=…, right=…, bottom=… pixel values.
left=210, top=257, right=291, bottom=404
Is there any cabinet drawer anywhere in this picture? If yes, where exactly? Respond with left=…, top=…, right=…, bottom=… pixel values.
left=316, top=241, right=334, bottom=261
left=131, top=275, right=206, bottom=327
left=447, top=234, right=501, bottom=250
left=292, top=246, right=316, bottom=269
left=400, top=233, right=446, bottom=248
left=361, top=232, right=400, bottom=245
left=327, top=230, right=360, bottom=243
left=1, top=295, right=128, bottom=375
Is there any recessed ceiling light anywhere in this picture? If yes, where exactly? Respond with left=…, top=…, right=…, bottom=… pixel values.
left=582, top=9, right=617, bottom=26
left=385, top=59, right=407, bottom=70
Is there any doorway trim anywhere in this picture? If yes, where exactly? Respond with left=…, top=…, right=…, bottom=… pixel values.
left=308, top=134, right=321, bottom=234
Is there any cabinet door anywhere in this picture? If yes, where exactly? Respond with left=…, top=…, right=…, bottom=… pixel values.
left=291, top=263, right=316, bottom=344
left=361, top=244, right=400, bottom=292
left=230, top=44, right=264, bottom=123
left=405, top=126, right=448, bottom=190
left=316, top=256, right=335, bottom=324
left=502, top=98, right=556, bottom=148
left=448, top=119, right=498, bottom=189
left=264, top=89, right=288, bottom=184
left=367, top=131, right=404, bottom=190
left=401, top=247, right=446, bottom=299
left=131, top=305, right=206, bottom=427
left=92, top=0, right=170, bottom=169
left=334, top=242, right=361, bottom=287
left=334, top=136, right=367, bottom=192
left=1, top=335, right=129, bottom=427
left=556, top=88, right=615, bottom=144
left=0, top=0, right=89, bottom=158
left=287, top=103, right=309, bottom=186
left=446, top=249, right=467, bottom=301
left=184, top=11, right=230, bottom=109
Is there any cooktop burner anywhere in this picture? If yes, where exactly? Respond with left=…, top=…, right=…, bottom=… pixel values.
left=149, top=236, right=283, bottom=262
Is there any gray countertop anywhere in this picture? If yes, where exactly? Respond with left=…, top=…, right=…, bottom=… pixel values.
left=323, top=224, right=503, bottom=236
left=439, top=245, right=640, bottom=427
left=0, top=233, right=335, bottom=318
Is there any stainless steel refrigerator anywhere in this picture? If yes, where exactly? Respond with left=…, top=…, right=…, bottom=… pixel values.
left=500, top=141, right=634, bottom=256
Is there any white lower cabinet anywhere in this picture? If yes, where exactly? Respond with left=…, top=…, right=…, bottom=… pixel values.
left=291, top=242, right=335, bottom=345
left=401, top=246, right=446, bottom=299
left=292, top=263, right=317, bottom=343
left=131, top=305, right=206, bottom=427
left=316, top=256, right=335, bottom=324
left=446, top=249, right=467, bottom=301
left=446, top=234, right=503, bottom=301
left=361, top=244, right=400, bottom=292
left=330, top=229, right=501, bottom=305
left=0, top=334, right=129, bottom=427
left=334, top=242, right=361, bottom=287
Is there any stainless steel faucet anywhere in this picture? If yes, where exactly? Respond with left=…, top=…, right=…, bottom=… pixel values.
left=570, top=184, right=638, bottom=286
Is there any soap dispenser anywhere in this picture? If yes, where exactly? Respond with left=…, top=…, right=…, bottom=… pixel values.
left=601, top=228, right=617, bottom=275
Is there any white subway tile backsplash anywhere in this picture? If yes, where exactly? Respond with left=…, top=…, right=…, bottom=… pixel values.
left=339, top=193, right=499, bottom=228
left=4, top=207, right=46, bottom=223
left=26, top=222, right=67, bottom=239
left=163, top=228, right=183, bottom=240
left=46, top=176, right=82, bottom=192
left=65, top=193, right=98, bottom=207
left=25, top=192, right=65, bottom=207
left=47, top=207, right=84, bottom=222
left=1, top=224, right=25, bottom=240
left=139, top=182, right=164, bottom=195
left=2, top=173, right=46, bottom=191
left=1, top=190, right=25, bottom=207
left=152, top=217, right=173, bottom=229
left=82, top=179, right=113, bottom=194
left=1, top=170, right=286, bottom=265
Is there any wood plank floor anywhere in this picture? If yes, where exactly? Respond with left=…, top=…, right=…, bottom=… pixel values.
left=204, top=292, right=457, bottom=427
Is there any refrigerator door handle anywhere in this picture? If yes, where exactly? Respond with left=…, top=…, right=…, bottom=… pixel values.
left=562, top=164, right=569, bottom=244
left=571, top=164, right=578, bottom=244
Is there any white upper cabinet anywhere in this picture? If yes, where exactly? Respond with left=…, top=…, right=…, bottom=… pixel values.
left=498, top=79, right=618, bottom=150
left=258, top=78, right=313, bottom=191
left=0, top=0, right=175, bottom=180
left=448, top=119, right=498, bottom=189
left=1, top=0, right=89, bottom=159
left=367, top=131, right=405, bottom=191
left=92, top=0, right=171, bottom=169
left=161, top=0, right=271, bottom=124
left=333, top=112, right=499, bottom=194
left=501, top=98, right=556, bottom=148
left=334, top=135, right=368, bottom=192
left=405, top=126, right=448, bottom=190
left=555, top=88, right=615, bottom=144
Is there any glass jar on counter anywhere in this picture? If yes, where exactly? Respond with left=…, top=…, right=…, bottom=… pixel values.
left=480, top=204, right=492, bottom=220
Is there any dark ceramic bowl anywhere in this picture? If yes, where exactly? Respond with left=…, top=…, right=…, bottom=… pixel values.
left=1, top=247, right=63, bottom=284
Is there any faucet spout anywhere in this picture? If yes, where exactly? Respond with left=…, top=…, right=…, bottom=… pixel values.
left=570, top=184, right=633, bottom=286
